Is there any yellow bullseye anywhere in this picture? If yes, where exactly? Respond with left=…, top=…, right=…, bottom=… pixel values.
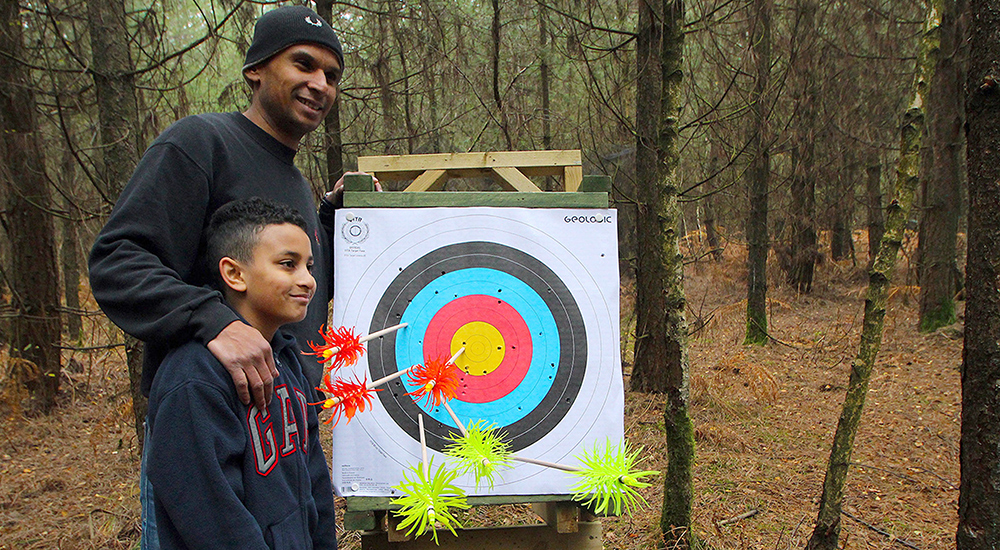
left=451, top=322, right=505, bottom=376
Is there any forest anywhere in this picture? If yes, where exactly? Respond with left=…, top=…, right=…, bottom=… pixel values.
left=1, top=0, right=998, bottom=548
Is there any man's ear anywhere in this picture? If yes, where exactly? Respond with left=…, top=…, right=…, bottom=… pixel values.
left=243, top=67, right=261, bottom=90
left=219, top=257, right=247, bottom=293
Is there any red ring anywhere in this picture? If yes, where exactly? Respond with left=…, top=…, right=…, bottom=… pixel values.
left=423, top=295, right=532, bottom=402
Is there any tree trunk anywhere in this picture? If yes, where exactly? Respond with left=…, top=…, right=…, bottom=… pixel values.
left=492, top=0, right=512, bottom=150
left=316, top=0, right=344, bottom=186
left=87, top=0, right=145, bottom=443
left=59, top=150, right=82, bottom=343
left=425, top=1, right=442, bottom=153
left=744, top=0, right=771, bottom=345
left=632, top=0, right=697, bottom=544
left=806, top=4, right=940, bottom=547
left=374, top=3, right=397, bottom=156
left=787, top=0, right=819, bottom=293
left=631, top=0, right=663, bottom=392
left=957, top=0, right=1000, bottom=543
left=539, top=6, right=557, bottom=191
left=703, top=143, right=723, bottom=262
left=658, top=2, right=695, bottom=538
left=0, top=0, right=62, bottom=414
left=830, top=158, right=856, bottom=263
left=918, top=0, right=966, bottom=332
left=540, top=7, right=552, bottom=154
left=390, top=8, right=416, bottom=155
left=865, top=156, right=884, bottom=270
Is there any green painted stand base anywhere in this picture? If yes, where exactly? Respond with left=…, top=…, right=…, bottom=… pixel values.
left=352, top=499, right=602, bottom=549
left=360, top=521, right=603, bottom=549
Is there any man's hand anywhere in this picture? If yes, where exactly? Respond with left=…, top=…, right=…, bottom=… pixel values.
left=207, top=321, right=278, bottom=409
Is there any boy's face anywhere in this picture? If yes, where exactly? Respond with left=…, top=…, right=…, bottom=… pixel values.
left=237, top=223, right=316, bottom=337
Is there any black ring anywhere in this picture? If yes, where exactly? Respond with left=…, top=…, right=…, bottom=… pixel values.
left=368, top=241, right=587, bottom=453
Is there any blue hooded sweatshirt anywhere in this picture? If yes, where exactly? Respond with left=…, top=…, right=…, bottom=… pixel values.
left=146, top=331, right=336, bottom=549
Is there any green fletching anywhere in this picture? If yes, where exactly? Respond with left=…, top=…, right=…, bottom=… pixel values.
left=444, top=420, right=512, bottom=489
left=391, top=458, right=469, bottom=544
left=570, top=439, right=660, bottom=516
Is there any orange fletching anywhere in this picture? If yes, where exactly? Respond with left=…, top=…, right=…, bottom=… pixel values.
left=305, top=325, right=366, bottom=380
left=406, top=355, right=462, bottom=408
left=314, top=375, right=379, bottom=427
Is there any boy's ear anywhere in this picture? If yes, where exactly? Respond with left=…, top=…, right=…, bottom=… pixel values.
left=219, top=257, right=247, bottom=293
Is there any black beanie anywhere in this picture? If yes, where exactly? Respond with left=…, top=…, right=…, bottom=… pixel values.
left=243, top=6, right=344, bottom=72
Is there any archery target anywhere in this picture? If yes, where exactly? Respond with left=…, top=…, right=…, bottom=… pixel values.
left=331, top=208, right=622, bottom=497
left=368, top=242, right=586, bottom=453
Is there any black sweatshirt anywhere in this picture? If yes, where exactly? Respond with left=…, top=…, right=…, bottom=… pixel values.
left=88, top=112, right=334, bottom=391
left=147, top=331, right=337, bottom=549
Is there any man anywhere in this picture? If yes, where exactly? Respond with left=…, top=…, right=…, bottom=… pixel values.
left=90, top=5, right=345, bottom=408
left=89, top=7, right=350, bottom=548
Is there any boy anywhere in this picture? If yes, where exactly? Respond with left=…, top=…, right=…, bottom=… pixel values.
left=145, top=197, right=337, bottom=549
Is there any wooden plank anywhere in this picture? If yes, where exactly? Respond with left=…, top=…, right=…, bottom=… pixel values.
left=360, top=522, right=602, bottom=550
left=342, top=191, right=608, bottom=209
left=402, top=169, right=449, bottom=192
left=579, top=174, right=612, bottom=193
left=344, top=173, right=376, bottom=192
left=564, top=165, right=583, bottom=192
left=346, top=494, right=576, bottom=512
left=530, top=502, right=579, bottom=533
left=386, top=512, right=412, bottom=543
left=491, top=166, right=542, bottom=192
left=358, top=151, right=581, bottom=181
left=344, top=510, right=379, bottom=531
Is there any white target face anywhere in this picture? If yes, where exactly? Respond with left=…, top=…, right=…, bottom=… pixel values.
left=331, top=208, right=622, bottom=497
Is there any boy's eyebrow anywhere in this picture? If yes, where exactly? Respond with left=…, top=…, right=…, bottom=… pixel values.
left=279, top=250, right=314, bottom=261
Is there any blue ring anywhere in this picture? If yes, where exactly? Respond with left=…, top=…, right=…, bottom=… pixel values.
left=396, top=268, right=559, bottom=427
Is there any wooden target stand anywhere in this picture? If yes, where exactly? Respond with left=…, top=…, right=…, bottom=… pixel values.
left=341, top=150, right=610, bottom=549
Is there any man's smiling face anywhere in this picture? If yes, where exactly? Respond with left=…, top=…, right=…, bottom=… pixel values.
left=244, top=43, right=342, bottom=149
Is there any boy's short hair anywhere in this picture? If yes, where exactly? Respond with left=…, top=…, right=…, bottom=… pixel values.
left=206, top=197, right=309, bottom=289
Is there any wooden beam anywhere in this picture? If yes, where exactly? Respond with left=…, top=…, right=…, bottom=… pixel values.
left=360, top=522, right=602, bottom=550
left=344, top=173, right=376, bottom=191
left=564, top=165, right=583, bottom=192
left=491, top=166, right=542, bottom=192
left=530, top=502, right=579, bottom=533
left=386, top=512, right=412, bottom=543
left=403, top=169, right=449, bottom=192
left=578, top=174, right=612, bottom=193
left=358, top=151, right=581, bottom=181
left=344, top=509, right=379, bottom=531
left=346, top=494, right=577, bottom=512
left=343, top=191, right=608, bottom=208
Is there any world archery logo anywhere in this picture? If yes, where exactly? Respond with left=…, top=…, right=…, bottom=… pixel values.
left=305, top=16, right=323, bottom=27
left=342, top=215, right=369, bottom=244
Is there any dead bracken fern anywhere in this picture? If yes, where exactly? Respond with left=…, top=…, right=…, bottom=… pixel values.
left=887, top=285, right=921, bottom=305
left=0, top=348, right=39, bottom=420
left=692, top=298, right=792, bottom=341
left=692, top=352, right=779, bottom=411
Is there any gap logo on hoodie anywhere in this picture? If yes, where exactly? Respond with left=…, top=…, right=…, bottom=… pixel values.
left=248, top=383, right=311, bottom=475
